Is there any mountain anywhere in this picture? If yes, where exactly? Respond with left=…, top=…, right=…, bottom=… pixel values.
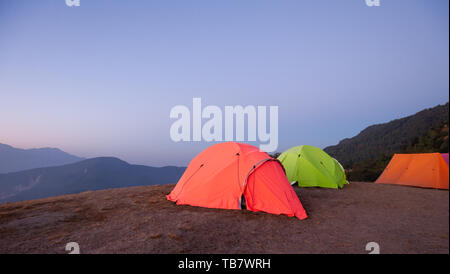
left=0, top=157, right=185, bottom=203
left=324, top=102, right=449, bottom=181
left=0, top=143, right=84, bottom=173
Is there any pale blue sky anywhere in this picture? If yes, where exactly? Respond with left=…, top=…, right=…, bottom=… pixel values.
left=0, top=0, right=448, bottom=166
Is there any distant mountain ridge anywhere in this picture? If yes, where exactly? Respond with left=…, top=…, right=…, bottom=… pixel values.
left=324, top=102, right=449, bottom=181
left=0, top=157, right=186, bottom=203
left=0, top=143, right=84, bottom=173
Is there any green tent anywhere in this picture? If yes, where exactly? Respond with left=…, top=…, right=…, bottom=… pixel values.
left=277, top=145, right=348, bottom=189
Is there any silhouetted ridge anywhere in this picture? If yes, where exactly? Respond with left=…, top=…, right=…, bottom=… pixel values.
left=324, top=102, right=449, bottom=181
left=0, top=157, right=185, bottom=203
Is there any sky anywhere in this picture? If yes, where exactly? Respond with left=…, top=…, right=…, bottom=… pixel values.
left=0, top=0, right=448, bottom=166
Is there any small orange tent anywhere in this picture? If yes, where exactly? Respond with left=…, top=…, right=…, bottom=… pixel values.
left=442, top=153, right=449, bottom=166
left=167, top=142, right=307, bottom=220
left=375, top=153, right=449, bottom=190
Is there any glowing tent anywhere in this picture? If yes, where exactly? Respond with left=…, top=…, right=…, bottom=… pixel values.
left=167, top=142, right=307, bottom=220
left=441, top=153, right=449, bottom=166
left=375, top=153, right=449, bottom=190
left=277, top=145, right=348, bottom=189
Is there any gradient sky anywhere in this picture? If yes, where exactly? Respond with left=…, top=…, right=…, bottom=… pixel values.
left=0, top=0, right=448, bottom=166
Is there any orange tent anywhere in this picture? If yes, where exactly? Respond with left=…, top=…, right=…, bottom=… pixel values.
left=167, top=142, right=307, bottom=220
left=375, top=153, right=449, bottom=190
left=442, top=153, right=449, bottom=166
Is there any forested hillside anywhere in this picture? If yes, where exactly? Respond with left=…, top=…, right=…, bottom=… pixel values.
left=324, top=103, right=449, bottom=181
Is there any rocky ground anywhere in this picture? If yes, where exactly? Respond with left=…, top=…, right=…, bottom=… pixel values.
left=0, top=182, right=448, bottom=254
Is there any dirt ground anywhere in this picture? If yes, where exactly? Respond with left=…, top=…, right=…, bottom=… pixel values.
left=0, top=182, right=448, bottom=254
